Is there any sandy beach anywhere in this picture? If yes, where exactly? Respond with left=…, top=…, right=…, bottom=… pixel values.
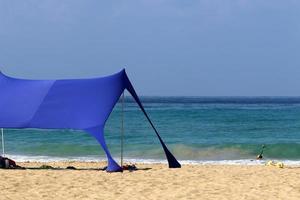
left=0, top=162, right=299, bottom=200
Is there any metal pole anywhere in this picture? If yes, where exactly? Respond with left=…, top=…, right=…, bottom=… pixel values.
left=121, top=91, right=124, bottom=167
left=1, top=128, right=4, bottom=157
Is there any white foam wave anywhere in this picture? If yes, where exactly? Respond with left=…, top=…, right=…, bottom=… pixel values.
left=5, top=154, right=300, bottom=166
left=6, top=155, right=300, bottom=166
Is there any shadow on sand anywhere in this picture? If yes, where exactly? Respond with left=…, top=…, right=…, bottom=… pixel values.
left=1, top=165, right=152, bottom=172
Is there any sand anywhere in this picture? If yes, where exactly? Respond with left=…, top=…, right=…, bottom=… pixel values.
left=1, top=161, right=300, bottom=200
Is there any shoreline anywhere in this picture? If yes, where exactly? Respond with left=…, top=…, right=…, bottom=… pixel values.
left=5, top=154, right=300, bottom=166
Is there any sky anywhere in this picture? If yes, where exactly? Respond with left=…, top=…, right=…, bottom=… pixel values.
left=0, top=0, right=299, bottom=96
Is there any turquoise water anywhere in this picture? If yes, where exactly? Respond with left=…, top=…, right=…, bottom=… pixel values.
left=3, top=97, right=300, bottom=164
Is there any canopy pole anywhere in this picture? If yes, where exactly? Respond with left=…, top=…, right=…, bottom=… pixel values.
left=121, top=91, right=125, bottom=167
left=1, top=128, right=4, bottom=157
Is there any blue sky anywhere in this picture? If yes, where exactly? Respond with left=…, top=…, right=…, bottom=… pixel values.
left=0, top=0, right=299, bottom=96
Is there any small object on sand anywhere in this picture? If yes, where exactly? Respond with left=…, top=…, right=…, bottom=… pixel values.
left=0, top=156, right=21, bottom=169
left=266, top=161, right=275, bottom=166
left=66, top=166, right=76, bottom=170
left=266, top=160, right=284, bottom=168
left=276, top=162, right=284, bottom=168
left=122, top=164, right=137, bottom=171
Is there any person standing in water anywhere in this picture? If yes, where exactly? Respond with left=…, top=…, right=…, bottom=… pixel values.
left=256, top=145, right=266, bottom=159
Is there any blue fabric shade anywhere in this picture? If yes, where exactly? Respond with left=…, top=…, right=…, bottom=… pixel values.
left=0, top=69, right=181, bottom=171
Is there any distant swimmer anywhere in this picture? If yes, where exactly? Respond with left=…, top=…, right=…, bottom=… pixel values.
left=256, top=145, right=266, bottom=160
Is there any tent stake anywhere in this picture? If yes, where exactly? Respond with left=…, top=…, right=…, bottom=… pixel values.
left=121, top=91, right=125, bottom=167
left=1, top=128, right=4, bottom=157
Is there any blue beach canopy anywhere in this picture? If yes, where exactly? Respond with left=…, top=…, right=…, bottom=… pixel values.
left=0, top=69, right=181, bottom=172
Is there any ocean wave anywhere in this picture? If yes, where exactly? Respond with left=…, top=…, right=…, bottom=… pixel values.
left=6, top=154, right=300, bottom=166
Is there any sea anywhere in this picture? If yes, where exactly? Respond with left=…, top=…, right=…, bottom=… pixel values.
left=3, top=97, right=300, bottom=165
